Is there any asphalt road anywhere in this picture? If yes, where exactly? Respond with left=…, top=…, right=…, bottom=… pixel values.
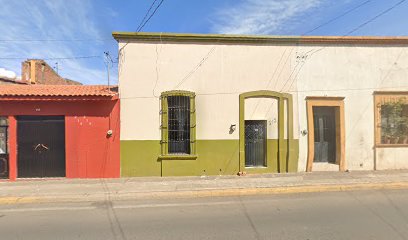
left=1, top=189, right=408, bottom=240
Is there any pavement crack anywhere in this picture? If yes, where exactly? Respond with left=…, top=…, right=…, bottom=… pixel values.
left=239, top=197, right=261, bottom=240
left=100, top=180, right=128, bottom=240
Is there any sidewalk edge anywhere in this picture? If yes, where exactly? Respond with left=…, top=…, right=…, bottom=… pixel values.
left=1, top=181, right=408, bottom=205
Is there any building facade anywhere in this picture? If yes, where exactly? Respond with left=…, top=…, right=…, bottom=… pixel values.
left=113, top=32, right=408, bottom=177
left=21, top=59, right=81, bottom=85
left=0, top=85, right=120, bottom=180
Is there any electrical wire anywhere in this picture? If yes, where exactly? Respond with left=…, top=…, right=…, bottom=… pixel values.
left=119, top=84, right=408, bottom=99
left=119, top=0, right=166, bottom=53
left=249, top=0, right=374, bottom=116
left=0, top=55, right=102, bottom=60
left=310, top=0, right=407, bottom=56
left=303, top=0, right=373, bottom=35
left=173, top=47, right=216, bottom=89
left=136, top=0, right=159, bottom=32
left=0, top=38, right=114, bottom=42
left=345, top=0, right=406, bottom=36
left=277, top=0, right=407, bottom=94
left=137, top=0, right=165, bottom=32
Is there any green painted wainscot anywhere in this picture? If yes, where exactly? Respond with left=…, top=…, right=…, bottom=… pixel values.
left=120, top=139, right=299, bottom=177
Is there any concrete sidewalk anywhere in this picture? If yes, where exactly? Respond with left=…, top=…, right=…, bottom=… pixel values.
left=1, top=170, right=408, bottom=204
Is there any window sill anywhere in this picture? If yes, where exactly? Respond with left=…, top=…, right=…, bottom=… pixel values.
left=158, top=155, right=198, bottom=160
left=376, top=144, right=408, bottom=148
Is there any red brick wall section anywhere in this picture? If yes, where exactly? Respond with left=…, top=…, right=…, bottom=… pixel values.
left=21, top=61, right=31, bottom=82
left=21, top=60, right=82, bottom=85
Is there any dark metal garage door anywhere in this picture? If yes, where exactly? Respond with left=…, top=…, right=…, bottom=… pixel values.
left=17, top=116, right=66, bottom=178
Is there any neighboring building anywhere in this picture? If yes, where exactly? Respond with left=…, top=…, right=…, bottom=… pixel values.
left=0, top=85, right=120, bottom=180
left=113, top=32, right=408, bottom=177
left=21, top=59, right=81, bottom=85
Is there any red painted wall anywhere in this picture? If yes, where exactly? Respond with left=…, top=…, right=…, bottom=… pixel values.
left=0, top=98, right=120, bottom=179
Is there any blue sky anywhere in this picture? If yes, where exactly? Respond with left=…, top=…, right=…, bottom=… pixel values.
left=0, top=0, right=407, bottom=84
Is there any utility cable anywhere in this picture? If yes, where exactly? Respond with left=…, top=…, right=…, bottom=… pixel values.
left=119, top=0, right=166, bottom=54
left=137, top=0, right=165, bottom=32
left=311, top=0, right=407, bottom=56
left=303, top=0, right=372, bottom=35
left=0, top=55, right=102, bottom=60
left=136, top=0, right=159, bottom=32
left=0, top=38, right=114, bottom=42
left=278, top=0, right=407, bottom=93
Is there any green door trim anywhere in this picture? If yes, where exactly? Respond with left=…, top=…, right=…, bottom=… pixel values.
left=239, top=90, right=294, bottom=173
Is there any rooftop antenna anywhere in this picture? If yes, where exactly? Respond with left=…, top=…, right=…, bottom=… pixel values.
left=53, top=62, right=59, bottom=74
left=104, top=51, right=113, bottom=91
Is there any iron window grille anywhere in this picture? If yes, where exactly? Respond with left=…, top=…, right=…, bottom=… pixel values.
left=160, top=91, right=196, bottom=157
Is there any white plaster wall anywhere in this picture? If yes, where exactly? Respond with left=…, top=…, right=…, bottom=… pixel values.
left=119, top=41, right=299, bottom=141
left=296, top=45, right=408, bottom=171
left=118, top=39, right=408, bottom=171
left=376, top=148, right=408, bottom=170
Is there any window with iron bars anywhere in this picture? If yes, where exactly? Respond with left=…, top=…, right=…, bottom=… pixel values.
left=160, top=91, right=196, bottom=158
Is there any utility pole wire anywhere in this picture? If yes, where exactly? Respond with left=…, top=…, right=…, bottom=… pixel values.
left=278, top=0, right=408, bottom=93
left=136, top=0, right=159, bottom=32
left=137, top=0, right=165, bottom=32
left=0, top=55, right=102, bottom=60
left=345, top=0, right=406, bottom=36
left=311, top=0, right=407, bottom=56
left=119, top=0, right=166, bottom=54
left=303, top=0, right=372, bottom=35
left=0, top=38, right=114, bottom=42
left=104, top=51, right=115, bottom=89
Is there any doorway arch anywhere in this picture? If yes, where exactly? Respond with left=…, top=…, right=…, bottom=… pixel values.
left=239, top=90, right=296, bottom=173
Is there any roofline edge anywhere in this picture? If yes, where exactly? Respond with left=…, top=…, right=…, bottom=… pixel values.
left=112, top=32, right=408, bottom=45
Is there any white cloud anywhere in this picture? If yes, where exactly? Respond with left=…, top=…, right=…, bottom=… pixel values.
left=0, top=0, right=116, bottom=84
left=0, top=68, right=17, bottom=79
left=212, top=0, right=324, bottom=35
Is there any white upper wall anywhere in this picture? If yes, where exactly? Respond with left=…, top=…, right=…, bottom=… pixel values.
left=295, top=45, right=408, bottom=171
left=118, top=41, right=299, bottom=140
left=116, top=33, right=408, bottom=171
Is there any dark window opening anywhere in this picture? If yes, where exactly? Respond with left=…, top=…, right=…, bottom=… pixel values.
left=0, top=117, right=8, bottom=155
left=168, top=96, right=191, bottom=154
left=313, top=107, right=336, bottom=163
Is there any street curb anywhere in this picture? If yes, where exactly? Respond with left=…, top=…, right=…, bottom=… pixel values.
left=1, top=181, right=408, bottom=205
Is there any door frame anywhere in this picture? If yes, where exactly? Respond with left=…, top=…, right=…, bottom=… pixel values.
left=306, top=97, right=345, bottom=172
left=239, top=90, right=294, bottom=173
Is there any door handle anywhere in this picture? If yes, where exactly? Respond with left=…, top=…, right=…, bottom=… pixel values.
left=34, top=144, right=41, bottom=151
left=34, top=144, right=49, bottom=151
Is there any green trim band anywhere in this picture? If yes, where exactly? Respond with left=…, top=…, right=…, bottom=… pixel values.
left=112, top=32, right=408, bottom=45
left=161, top=90, right=196, bottom=98
left=120, top=139, right=299, bottom=177
left=158, top=155, right=198, bottom=160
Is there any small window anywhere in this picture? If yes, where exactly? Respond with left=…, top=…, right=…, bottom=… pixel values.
left=0, top=117, right=8, bottom=154
left=375, top=93, right=408, bottom=146
left=160, top=91, right=196, bottom=158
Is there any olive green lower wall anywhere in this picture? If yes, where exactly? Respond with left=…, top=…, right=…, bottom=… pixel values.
left=120, top=139, right=299, bottom=177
